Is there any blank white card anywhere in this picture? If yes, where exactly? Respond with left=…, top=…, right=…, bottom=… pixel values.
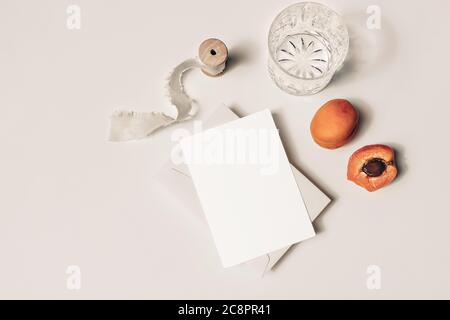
left=180, top=109, right=315, bottom=267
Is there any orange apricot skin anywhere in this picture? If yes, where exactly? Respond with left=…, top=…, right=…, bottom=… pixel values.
left=310, top=99, right=359, bottom=149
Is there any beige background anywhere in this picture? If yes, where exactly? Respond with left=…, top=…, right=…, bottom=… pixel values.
left=0, top=0, right=449, bottom=299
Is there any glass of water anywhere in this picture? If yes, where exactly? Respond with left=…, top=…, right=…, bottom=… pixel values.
left=268, top=2, right=349, bottom=96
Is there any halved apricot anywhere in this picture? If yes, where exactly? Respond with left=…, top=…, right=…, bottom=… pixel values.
left=347, top=144, right=398, bottom=192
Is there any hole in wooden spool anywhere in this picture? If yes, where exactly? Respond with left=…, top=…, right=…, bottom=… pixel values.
left=210, top=49, right=217, bottom=56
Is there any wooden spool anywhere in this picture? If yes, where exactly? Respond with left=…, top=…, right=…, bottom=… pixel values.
left=198, top=38, right=228, bottom=76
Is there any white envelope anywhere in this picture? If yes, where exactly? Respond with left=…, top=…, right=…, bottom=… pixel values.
left=154, top=107, right=331, bottom=271
left=180, top=109, right=316, bottom=267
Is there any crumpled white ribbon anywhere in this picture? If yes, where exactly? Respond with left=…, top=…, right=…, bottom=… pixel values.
left=109, top=57, right=224, bottom=141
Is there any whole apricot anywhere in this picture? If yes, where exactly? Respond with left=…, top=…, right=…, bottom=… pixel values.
left=347, top=144, right=398, bottom=192
left=310, top=99, right=359, bottom=149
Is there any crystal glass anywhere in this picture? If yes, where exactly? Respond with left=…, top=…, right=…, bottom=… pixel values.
left=268, top=2, right=349, bottom=96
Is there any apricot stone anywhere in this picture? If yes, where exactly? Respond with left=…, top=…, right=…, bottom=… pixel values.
left=347, top=144, right=398, bottom=192
left=310, top=99, right=359, bottom=149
